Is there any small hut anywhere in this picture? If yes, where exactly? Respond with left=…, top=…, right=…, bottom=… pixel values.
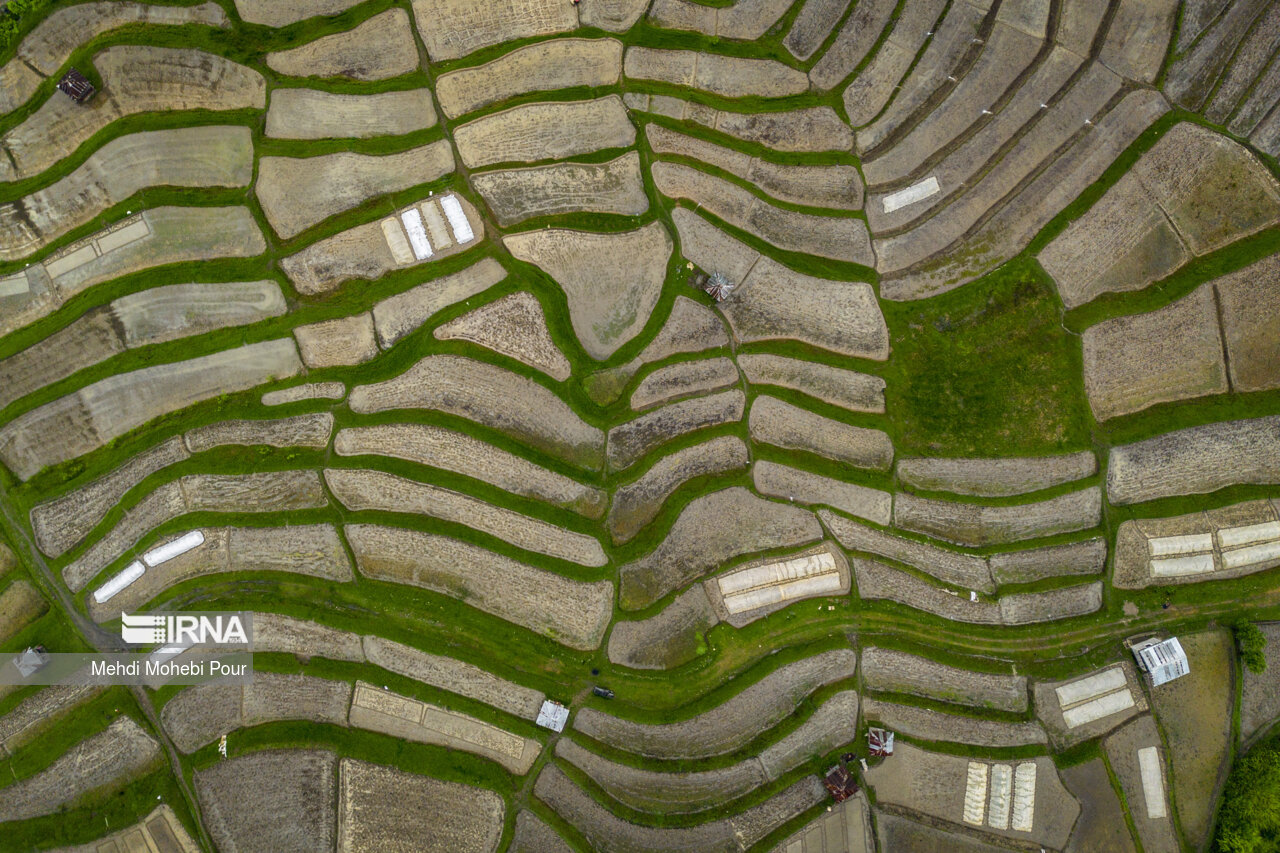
left=57, top=68, right=96, bottom=103
left=867, top=727, right=895, bottom=757
left=535, top=699, right=569, bottom=732
left=1132, top=637, right=1190, bottom=686
left=822, top=764, right=859, bottom=802
left=703, top=271, right=734, bottom=302
left=13, top=646, right=50, bottom=678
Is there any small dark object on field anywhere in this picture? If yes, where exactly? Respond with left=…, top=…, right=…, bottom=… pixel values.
left=591, top=668, right=599, bottom=676
left=842, top=752, right=855, bottom=762
left=58, top=68, right=96, bottom=103
left=592, top=685, right=615, bottom=699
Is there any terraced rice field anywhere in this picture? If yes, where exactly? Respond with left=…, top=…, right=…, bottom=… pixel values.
left=0, top=0, right=1278, bottom=851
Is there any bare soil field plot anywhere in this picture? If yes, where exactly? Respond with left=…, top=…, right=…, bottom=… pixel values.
left=0, top=338, right=301, bottom=482
left=31, top=435, right=189, bottom=557
left=535, top=764, right=825, bottom=853
left=0, top=46, right=264, bottom=181
left=749, top=395, right=893, bottom=471
left=575, top=647, right=857, bottom=758
left=686, top=240, right=887, bottom=359
left=1104, top=716, right=1180, bottom=853
left=86, top=523, right=353, bottom=616
left=655, top=162, right=873, bottom=265
left=757, top=689, right=859, bottom=778
left=2, top=206, right=266, bottom=341
left=1060, top=759, right=1137, bottom=853
left=625, top=47, right=808, bottom=98
left=753, top=461, right=891, bottom=526
left=1107, top=415, right=1280, bottom=505
left=0, top=580, right=46, bottom=645
left=1033, top=661, right=1147, bottom=749
left=738, top=354, right=884, bottom=413
left=197, top=749, right=337, bottom=853
left=266, top=9, right=419, bottom=80
left=185, top=412, right=333, bottom=453
left=510, top=810, right=573, bottom=853
left=262, top=382, right=346, bottom=406
left=348, top=682, right=540, bottom=773
left=807, top=0, right=899, bottom=90
left=784, top=0, right=853, bottom=60
left=556, top=737, right=765, bottom=814
left=410, top=0, right=577, bottom=61
left=620, top=486, right=822, bottom=610
left=862, top=647, right=1026, bottom=713
left=257, top=141, right=453, bottom=239
left=472, top=152, right=648, bottom=226
left=339, top=758, right=504, bottom=853
left=1042, top=123, right=1280, bottom=308
left=1215, top=253, right=1280, bottom=393
left=1242, top=622, right=1280, bottom=744
left=455, top=96, right=634, bottom=169
left=607, top=389, right=744, bottom=471
left=875, top=812, right=1011, bottom=853
left=647, top=125, right=863, bottom=210
left=372, top=258, right=507, bottom=349
left=294, top=313, right=379, bottom=369
left=266, top=87, right=436, bottom=139
left=635, top=98, right=853, bottom=152
left=281, top=194, right=484, bottom=296
left=821, top=510, right=993, bottom=592
left=349, top=355, right=603, bottom=468
left=629, top=357, right=738, bottom=411
left=851, top=558, right=1002, bottom=623
left=988, top=538, right=1107, bottom=585
left=892, top=487, right=1102, bottom=547
left=0, top=684, right=102, bottom=757
left=326, top=468, right=604, bottom=566
left=362, top=635, right=543, bottom=718
left=999, top=582, right=1102, bottom=624
left=607, top=584, right=719, bottom=670
left=504, top=222, right=670, bottom=360
left=1097, top=0, right=1176, bottom=83
left=335, top=424, right=605, bottom=517
left=0, top=126, right=253, bottom=263
left=896, top=452, right=1096, bottom=498
left=0, top=1, right=228, bottom=114
left=435, top=292, right=570, bottom=381
left=1082, top=284, right=1227, bottom=420
left=51, top=804, right=200, bottom=853
left=650, top=0, right=792, bottom=40
left=234, top=0, right=362, bottom=25
left=1149, top=630, right=1232, bottom=849
left=0, top=279, right=285, bottom=412
left=773, top=793, right=873, bottom=853
left=346, top=524, right=612, bottom=649
left=0, top=716, right=161, bottom=822
left=436, top=38, right=622, bottom=118
left=254, top=611, right=365, bottom=664
left=863, top=698, right=1047, bottom=748
left=608, top=436, right=748, bottom=543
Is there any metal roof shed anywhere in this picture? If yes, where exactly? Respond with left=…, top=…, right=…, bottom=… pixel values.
left=1132, top=637, right=1190, bottom=686
left=536, top=699, right=569, bottom=732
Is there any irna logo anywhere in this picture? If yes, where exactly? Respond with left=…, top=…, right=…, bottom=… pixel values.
left=120, top=612, right=251, bottom=646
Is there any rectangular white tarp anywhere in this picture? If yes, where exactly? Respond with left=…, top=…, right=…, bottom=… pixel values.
left=1151, top=553, right=1216, bottom=576
left=718, top=552, right=836, bottom=595
left=722, top=571, right=842, bottom=614
left=1055, top=666, right=1126, bottom=708
left=441, top=195, right=475, bottom=243
left=381, top=217, right=415, bottom=265
left=93, top=561, right=145, bottom=603
left=1061, top=687, right=1134, bottom=728
left=963, top=762, right=988, bottom=826
left=882, top=176, right=940, bottom=213
left=1219, top=521, right=1280, bottom=548
left=142, top=531, right=205, bottom=567
left=1222, top=540, right=1280, bottom=570
left=1148, top=533, right=1213, bottom=556
left=987, top=763, right=1012, bottom=830
left=1138, top=747, right=1167, bottom=819
left=400, top=208, right=433, bottom=261
left=1011, top=762, right=1036, bottom=832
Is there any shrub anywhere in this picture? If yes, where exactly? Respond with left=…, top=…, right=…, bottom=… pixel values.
left=1234, top=621, right=1269, bottom=675
left=1215, top=732, right=1280, bottom=852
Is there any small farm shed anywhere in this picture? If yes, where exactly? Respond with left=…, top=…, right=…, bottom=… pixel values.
left=868, top=727, right=895, bottom=757
left=57, top=68, right=96, bottom=103
left=536, top=699, right=569, bottom=732
left=13, top=646, right=50, bottom=678
left=1132, top=637, right=1190, bottom=686
left=823, top=764, right=859, bottom=802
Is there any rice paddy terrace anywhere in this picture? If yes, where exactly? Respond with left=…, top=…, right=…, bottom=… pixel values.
left=0, top=0, right=1278, bottom=850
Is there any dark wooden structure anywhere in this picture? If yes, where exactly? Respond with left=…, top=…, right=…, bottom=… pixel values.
left=57, top=68, right=96, bottom=103
left=823, top=763, right=859, bottom=802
